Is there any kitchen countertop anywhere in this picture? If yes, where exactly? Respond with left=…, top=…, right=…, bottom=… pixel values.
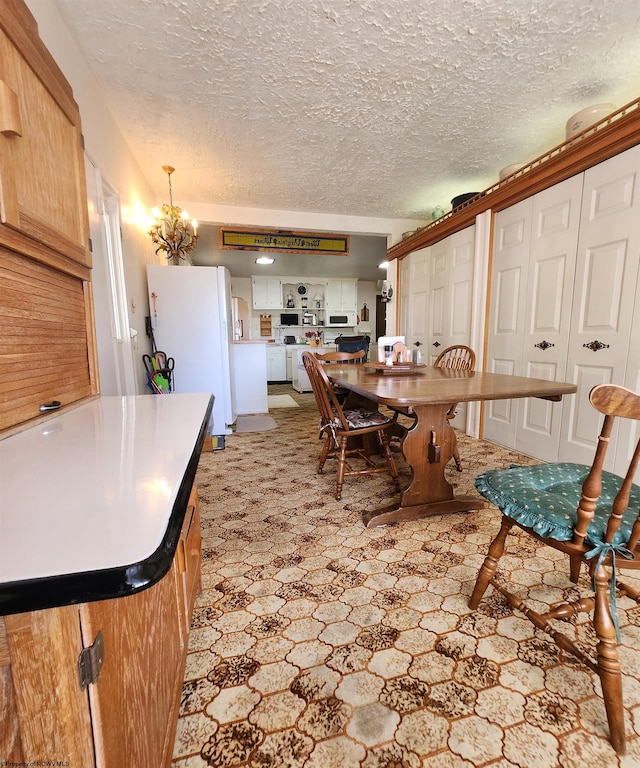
left=0, top=392, right=213, bottom=615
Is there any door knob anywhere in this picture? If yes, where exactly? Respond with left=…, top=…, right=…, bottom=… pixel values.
left=583, top=340, right=610, bottom=352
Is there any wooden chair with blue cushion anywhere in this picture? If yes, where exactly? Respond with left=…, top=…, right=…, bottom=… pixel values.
left=302, top=351, right=400, bottom=501
left=469, top=384, right=640, bottom=755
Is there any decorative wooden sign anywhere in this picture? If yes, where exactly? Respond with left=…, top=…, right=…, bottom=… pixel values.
left=219, top=228, right=349, bottom=255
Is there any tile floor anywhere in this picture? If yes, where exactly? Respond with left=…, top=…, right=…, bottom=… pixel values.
left=172, top=387, right=640, bottom=767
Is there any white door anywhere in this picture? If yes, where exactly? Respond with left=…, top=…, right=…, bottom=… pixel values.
left=84, top=154, right=136, bottom=396
left=428, top=239, right=448, bottom=361
left=398, top=255, right=411, bottom=354
left=559, top=145, right=640, bottom=469
left=484, top=176, right=583, bottom=460
left=484, top=198, right=533, bottom=448
left=516, top=174, right=583, bottom=460
left=405, top=247, right=430, bottom=360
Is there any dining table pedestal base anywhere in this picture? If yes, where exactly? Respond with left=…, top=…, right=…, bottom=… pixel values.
left=363, top=495, right=486, bottom=528
left=363, top=402, right=487, bottom=527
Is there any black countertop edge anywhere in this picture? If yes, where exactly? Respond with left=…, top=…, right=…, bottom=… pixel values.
left=0, top=395, right=213, bottom=617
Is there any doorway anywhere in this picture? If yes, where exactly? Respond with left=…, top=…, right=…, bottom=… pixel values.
left=84, top=155, right=136, bottom=396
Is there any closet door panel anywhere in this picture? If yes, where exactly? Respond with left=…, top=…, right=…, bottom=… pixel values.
left=560, top=145, right=640, bottom=468
left=428, top=241, right=448, bottom=361
left=447, top=228, right=475, bottom=426
left=403, top=247, right=429, bottom=356
left=484, top=199, right=531, bottom=447
left=515, top=175, right=582, bottom=460
left=398, top=256, right=411, bottom=351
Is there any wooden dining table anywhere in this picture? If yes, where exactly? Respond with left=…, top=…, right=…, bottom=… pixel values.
left=324, top=364, right=577, bottom=527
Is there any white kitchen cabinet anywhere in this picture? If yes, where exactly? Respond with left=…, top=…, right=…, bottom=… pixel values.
left=325, top=279, right=357, bottom=310
left=252, top=276, right=283, bottom=309
left=265, top=345, right=287, bottom=382
left=292, top=346, right=337, bottom=392
left=232, top=343, right=269, bottom=413
left=285, top=345, right=298, bottom=381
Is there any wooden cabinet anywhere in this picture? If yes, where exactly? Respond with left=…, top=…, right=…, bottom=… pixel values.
left=0, top=487, right=202, bottom=768
left=0, top=0, right=96, bottom=435
left=252, top=276, right=283, bottom=309
left=259, top=313, right=273, bottom=336
left=0, top=2, right=89, bottom=267
left=325, top=278, right=357, bottom=310
left=0, top=248, right=94, bottom=430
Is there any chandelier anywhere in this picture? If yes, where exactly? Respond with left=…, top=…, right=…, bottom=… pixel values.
left=148, top=165, right=198, bottom=265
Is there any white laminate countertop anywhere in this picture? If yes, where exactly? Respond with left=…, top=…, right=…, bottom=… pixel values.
left=0, top=393, right=212, bottom=590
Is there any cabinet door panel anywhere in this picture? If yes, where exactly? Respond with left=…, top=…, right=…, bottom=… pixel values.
left=0, top=248, right=93, bottom=431
left=80, top=571, right=183, bottom=768
left=4, top=606, right=95, bottom=765
left=0, top=25, right=89, bottom=264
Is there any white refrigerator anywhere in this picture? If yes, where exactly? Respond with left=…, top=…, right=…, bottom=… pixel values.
left=146, top=265, right=237, bottom=436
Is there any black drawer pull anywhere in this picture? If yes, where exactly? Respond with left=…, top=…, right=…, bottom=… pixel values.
left=39, top=400, right=61, bottom=413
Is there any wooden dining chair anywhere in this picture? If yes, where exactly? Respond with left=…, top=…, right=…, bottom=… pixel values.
left=302, top=351, right=400, bottom=500
left=434, top=344, right=476, bottom=470
left=469, top=383, right=640, bottom=755
left=314, top=350, right=366, bottom=364
left=315, top=350, right=365, bottom=404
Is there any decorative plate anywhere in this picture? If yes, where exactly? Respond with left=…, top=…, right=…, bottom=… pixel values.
left=297, top=284, right=307, bottom=295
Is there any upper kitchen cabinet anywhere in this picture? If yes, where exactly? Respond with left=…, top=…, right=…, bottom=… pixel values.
left=0, top=1, right=90, bottom=271
left=252, top=276, right=283, bottom=309
left=324, top=278, right=357, bottom=310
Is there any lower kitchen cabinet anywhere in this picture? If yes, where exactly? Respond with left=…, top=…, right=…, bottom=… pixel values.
left=266, top=344, right=287, bottom=382
left=233, top=342, right=269, bottom=413
left=0, top=486, right=201, bottom=768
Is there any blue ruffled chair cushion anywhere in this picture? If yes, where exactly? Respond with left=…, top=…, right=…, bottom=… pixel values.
left=475, top=462, right=640, bottom=549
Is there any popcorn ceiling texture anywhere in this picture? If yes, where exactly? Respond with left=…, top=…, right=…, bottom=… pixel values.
left=52, top=0, right=640, bottom=219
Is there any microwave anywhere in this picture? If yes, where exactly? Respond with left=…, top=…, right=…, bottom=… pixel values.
left=327, top=311, right=356, bottom=327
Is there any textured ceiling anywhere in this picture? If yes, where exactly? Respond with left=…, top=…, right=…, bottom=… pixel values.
left=51, top=0, right=640, bottom=222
